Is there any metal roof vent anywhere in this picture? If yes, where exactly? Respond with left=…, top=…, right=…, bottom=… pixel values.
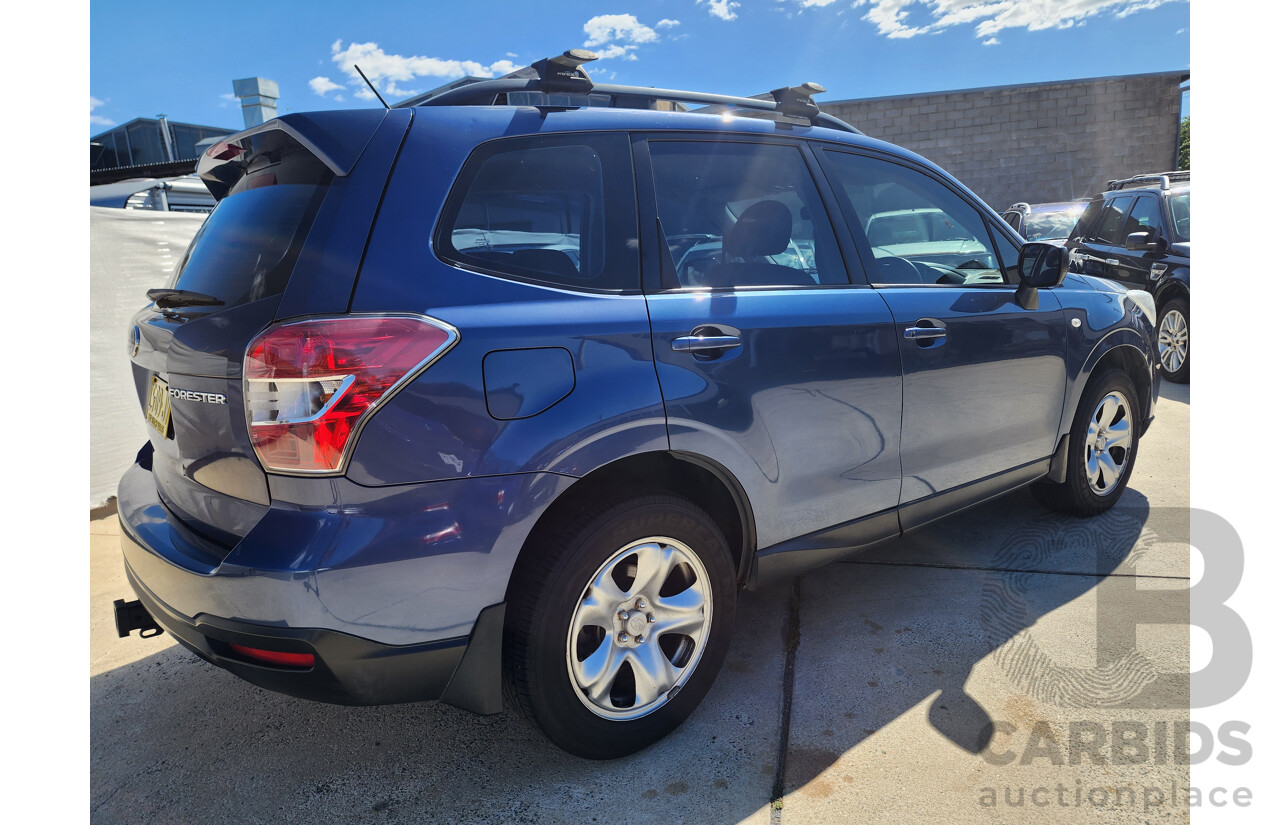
left=232, top=77, right=279, bottom=128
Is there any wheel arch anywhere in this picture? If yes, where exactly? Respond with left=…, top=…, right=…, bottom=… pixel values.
left=1153, top=277, right=1190, bottom=311
left=1070, top=336, right=1154, bottom=437
left=503, top=451, right=756, bottom=608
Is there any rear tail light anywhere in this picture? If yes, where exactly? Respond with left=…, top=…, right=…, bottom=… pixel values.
left=244, top=315, right=458, bottom=474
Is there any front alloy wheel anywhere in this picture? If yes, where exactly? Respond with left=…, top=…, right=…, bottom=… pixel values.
left=1083, top=391, right=1133, bottom=496
left=1031, top=369, right=1140, bottom=516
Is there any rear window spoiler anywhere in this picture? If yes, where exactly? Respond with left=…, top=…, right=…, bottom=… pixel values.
left=197, top=110, right=392, bottom=200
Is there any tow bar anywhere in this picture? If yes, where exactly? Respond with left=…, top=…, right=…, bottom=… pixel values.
left=114, top=599, right=163, bottom=638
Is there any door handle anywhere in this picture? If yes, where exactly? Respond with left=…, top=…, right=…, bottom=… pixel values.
left=904, top=326, right=947, bottom=340
left=1105, top=258, right=1120, bottom=266
left=672, top=334, right=742, bottom=353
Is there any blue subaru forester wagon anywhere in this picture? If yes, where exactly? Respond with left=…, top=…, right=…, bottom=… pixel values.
left=116, top=51, right=1160, bottom=758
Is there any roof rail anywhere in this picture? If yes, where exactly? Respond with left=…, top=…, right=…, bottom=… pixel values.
left=392, top=49, right=860, bottom=134
left=1106, top=170, right=1191, bottom=191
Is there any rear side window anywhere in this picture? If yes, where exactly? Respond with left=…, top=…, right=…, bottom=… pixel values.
left=1070, top=198, right=1103, bottom=242
left=437, top=133, right=638, bottom=291
left=647, top=141, right=848, bottom=289
left=172, top=148, right=329, bottom=308
left=1090, top=196, right=1134, bottom=245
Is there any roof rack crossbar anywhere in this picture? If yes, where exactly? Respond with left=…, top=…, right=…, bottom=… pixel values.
left=1106, top=170, right=1191, bottom=191
left=392, top=52, right=859, bottom=133
left=394, top=76, right=860, bottom=134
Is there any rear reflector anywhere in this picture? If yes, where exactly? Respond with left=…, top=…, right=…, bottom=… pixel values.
left=228, top=644, right=316, bottom=668
left=245, top=315, right=457, bottom=474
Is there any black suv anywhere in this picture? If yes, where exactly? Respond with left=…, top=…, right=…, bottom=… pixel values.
left=1066, top=172, right=1191, bottom=382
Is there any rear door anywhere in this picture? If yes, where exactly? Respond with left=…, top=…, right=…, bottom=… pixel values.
left=637, top=136, right=903, bottom=551
left=127, top=112, right=408, bottom=547
left=815, top=147, right=1068, bottom=516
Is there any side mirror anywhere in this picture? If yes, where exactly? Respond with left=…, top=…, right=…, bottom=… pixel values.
left=1125, top=230, right=1165, bottom=252
left=1015, top=242, right=1068, bottom=310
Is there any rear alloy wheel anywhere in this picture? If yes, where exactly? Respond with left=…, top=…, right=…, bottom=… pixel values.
left=1156, top=298, right=1190, bottom=383
left=1032, top=369, right=1140, bottom=516
left=505, top=494, right=736, bottom=759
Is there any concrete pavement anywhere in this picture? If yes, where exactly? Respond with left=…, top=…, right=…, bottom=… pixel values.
left=90, top=382, right=1190, bottom=824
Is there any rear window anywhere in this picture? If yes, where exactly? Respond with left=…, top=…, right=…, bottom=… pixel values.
left=171, top=154, right=329, bottom=308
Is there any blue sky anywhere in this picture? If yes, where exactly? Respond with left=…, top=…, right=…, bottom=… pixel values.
left=90, top=0, right=1189, bottom=134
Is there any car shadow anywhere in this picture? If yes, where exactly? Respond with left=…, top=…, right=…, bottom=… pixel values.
left=90, top=488, right=1173, bottom=824
left=780, top=485, right=1186, bottom=798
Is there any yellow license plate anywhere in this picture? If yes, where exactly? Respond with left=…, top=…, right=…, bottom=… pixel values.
left=145, top=376, right=172, bottom=437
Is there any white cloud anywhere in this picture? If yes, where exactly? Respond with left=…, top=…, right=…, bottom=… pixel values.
left=593, top=44, right=641, bottom=61
left=699, top=0, right=741, bottom=21
left=327, top=40, right=522, bottom=100
left=583, top=14, right=660, bottom=47
left=800, top=0, right=841, bottom=7
left=582, top=13, right=672, bottom=63
left=309, top=76, right=344, bottom=97
left=856, top=0, right=1184, bottom=40
left=90, top=95, right=114, bottom=128
left=982, top=36, right=1000, bottom=44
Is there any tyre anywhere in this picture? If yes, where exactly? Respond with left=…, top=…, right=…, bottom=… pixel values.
left=504, top=494, right=737, bottom=759
left=1032, top=369, right=1140, bottom=517
left=1156, top=297, right=1189, bottom=383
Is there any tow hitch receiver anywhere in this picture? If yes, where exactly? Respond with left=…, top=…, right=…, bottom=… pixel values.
left=114, top=599, right=163, bottom=638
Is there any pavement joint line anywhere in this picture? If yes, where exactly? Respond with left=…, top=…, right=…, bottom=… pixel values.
left=770, top=577, right=803, bottom=824
left=840, top=558, right=1190, bottom=580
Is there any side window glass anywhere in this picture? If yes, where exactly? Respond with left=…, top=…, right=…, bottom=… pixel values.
left=647, top=141, right=849, bottom=289
left=820, top=149, right=1006, bottom=286
left=1091, top=195, right=1134, bottom=245
left=1125, top=196, right=1163, bottom=239
left=438, top=133, right=638, bottom=291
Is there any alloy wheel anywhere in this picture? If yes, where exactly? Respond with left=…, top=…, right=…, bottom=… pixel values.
left=565, top=536, right=713, bottom=720
left=1084, top=390, right=1133, bottom=496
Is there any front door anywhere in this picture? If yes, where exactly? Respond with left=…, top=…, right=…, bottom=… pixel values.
left=815, top=148, right=1068, bottom=510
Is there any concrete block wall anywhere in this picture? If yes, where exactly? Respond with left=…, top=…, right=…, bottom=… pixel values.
left=822, top=71, right=1187, bottom=213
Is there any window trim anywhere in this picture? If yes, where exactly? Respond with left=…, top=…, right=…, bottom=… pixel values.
left=432, top=131, right=642, bottom=295
left=632, top=132, right=865, bottom=295
left=814, top=144, right=1023, bottom=290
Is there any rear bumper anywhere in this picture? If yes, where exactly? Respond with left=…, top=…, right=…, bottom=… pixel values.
left=116, top=457, right=572, bottom=711
left=125, top=555, right=499, bottom=706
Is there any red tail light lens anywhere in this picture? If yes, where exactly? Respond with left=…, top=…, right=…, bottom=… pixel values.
left=228, top=644, right=315, bottom=668
left=244, top=316, right=457, bottom=474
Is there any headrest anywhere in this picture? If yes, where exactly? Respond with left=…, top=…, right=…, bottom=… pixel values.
left=724, top=200, right=792, bottom=258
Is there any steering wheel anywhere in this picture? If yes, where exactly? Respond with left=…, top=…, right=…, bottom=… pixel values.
left=876, top=256, right=926, bottom=285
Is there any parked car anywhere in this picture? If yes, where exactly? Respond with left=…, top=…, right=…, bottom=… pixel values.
left=1065, top=172, right=1190, bottom=382
left=90, top=174, right=218, bottom=213
left=1001, top=200, right=1089, bottom=245
left=113, top=50, right=1161, bottom=759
